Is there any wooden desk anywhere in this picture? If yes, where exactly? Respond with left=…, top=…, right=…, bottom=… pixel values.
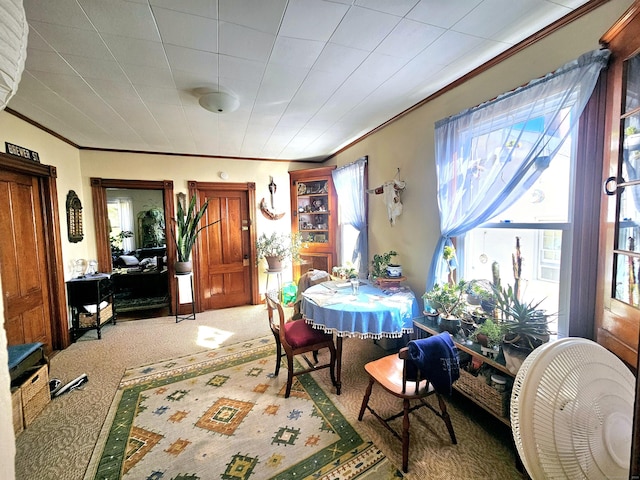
left=413, top=315, right=514, bottom=426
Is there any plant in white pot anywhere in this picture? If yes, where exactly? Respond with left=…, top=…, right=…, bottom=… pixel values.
left=172, top=194, right=220, bottom=274
left=256, top=232, right=303, bottom=271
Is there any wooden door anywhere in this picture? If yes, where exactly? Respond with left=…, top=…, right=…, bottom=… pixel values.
left=0, top=169, right=53, bottom=351
left=597, top=2, right=640, bottom=371
left=194, top=182, right=257, bottom=309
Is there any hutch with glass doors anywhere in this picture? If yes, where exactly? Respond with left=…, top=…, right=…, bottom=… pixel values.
left=289, top=166, right=337, bottom=280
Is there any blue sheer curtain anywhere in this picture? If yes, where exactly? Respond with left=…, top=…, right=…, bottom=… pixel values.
left=428, top=49, right=610, bottom=289
left=332, top=157, right=368, bottom=278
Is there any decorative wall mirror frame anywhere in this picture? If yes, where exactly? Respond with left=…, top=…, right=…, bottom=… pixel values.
left=66, top=190, right=84, bottom=243
left=90, top=178, right=175, bottom=276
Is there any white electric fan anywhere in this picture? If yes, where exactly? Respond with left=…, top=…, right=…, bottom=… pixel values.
left=510, top=337, right=635, bottom=479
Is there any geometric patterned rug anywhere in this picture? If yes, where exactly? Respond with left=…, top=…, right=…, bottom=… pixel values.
left=84, top=336, right=403, bottom=480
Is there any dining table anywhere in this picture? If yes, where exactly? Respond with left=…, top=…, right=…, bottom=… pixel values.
left=301, top=279, right=420, bottom=394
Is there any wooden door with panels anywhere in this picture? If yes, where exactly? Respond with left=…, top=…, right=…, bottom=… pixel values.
left=598, top=2, right=640, bottom=476
left=0, top=153, right=68, bottom=354
left=192, top=181, right=258, bottom=310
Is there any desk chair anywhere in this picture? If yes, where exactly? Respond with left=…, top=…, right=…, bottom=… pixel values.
left=358, top=334, right=458, bottom=473
left=265, top=293, right=337, bottom=398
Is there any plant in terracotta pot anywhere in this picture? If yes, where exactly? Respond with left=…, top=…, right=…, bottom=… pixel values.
left=256, top=231, right=303, bottom=271
left=492, top=283, right=553, bottom=374
left=172, top=194, right=220, bottom=274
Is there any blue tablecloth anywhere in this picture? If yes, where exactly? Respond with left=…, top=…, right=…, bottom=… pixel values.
left=301, top=281, right=419, bottom=339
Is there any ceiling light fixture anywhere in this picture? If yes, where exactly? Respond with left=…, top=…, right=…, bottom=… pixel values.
left=199, top=91, right=239, bottom=114
left=0, top=0, right=28, bottom=111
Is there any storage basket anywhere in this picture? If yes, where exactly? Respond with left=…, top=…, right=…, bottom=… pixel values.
left=21, top=364, right=50, bottom=427
left=79, top=303, right=113, bottom=328
left=455, top=368, right=510, bottom=419
left=11, top=387, right=23, bottom=435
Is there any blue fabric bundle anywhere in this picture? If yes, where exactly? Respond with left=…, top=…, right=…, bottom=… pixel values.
left=407, top=333, right=460, bottom=395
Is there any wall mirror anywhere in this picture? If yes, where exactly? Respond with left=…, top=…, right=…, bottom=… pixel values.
left=90, top=179, right=175, bottom=273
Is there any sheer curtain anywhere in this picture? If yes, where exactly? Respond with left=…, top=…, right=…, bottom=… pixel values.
left=428, top=49, right=610, bottom=288
left=119, top=198, right=135, bottom=253
left=332, top=156, right=368, bottom=278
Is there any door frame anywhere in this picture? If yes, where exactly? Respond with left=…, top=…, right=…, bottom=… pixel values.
left=188, top=180, right=259, bottom=308
left=0, top=152, right=68, bottom=349
left=90, top=178, right=176, bottom=311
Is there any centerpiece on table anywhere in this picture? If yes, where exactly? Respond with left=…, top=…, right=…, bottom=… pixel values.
left=256, top=231, right=303, bottom=271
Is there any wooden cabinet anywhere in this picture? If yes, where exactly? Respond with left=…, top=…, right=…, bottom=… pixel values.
left=66, top=274, right=116, bottom=341
left=289, top=166, right=338, bottom=280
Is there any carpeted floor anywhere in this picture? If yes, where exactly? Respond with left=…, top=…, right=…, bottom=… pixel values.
left=13, top=305, right=522, bottom=479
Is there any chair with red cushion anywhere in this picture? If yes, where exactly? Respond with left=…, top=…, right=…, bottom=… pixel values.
left=265, top=293, right=337, bottom=398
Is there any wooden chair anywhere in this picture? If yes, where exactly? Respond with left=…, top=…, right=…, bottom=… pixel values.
left=358, top=342, right=458, bottom=473
left=265, top=293, right=337, bottom=398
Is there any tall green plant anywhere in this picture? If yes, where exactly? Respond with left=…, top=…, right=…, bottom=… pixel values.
left=173, top=194, right=219, bottom=262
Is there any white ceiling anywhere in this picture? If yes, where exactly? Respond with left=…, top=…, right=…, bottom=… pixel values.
left=8, top=0, right=590, bottom=161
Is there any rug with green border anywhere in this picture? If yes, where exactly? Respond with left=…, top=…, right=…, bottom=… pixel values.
left=85, top=336, right=403, bottom=480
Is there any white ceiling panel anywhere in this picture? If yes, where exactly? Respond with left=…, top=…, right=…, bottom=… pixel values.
left=219, top=22, right=275, bottom=62
left=329, top=6, right=400, bottom=51
left=78, top=0, right=161, bottom=41
left=8, top=0, right=593, bottom=160
left=219, top=0, right=287, bottom=34
left=153, top=7, right=218, bottom=52
left=279, top=0, right=349, bottom=42
left=149, top=0, right=218, bottom=19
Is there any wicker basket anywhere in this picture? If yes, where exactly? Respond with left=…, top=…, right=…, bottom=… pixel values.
left=11, top=387, right=23, bottom=435
left=455, top=368, right=509, bottom=419
left=79, top=303, right=113, bottom=328
left=21, top=364, right=50, bottom=427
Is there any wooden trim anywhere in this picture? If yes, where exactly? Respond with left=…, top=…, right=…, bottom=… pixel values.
left=0, top=152, right=69, bottom=349
left=600, top=0, right=640, bottom=46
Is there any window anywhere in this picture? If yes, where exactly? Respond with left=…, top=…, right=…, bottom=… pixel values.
left=107, top=197, right=135, bottom=253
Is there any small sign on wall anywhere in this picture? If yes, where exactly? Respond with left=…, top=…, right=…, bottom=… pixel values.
left=5, top=142, right=40, bottom=162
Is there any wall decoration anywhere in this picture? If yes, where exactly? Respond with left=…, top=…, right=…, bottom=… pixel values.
left=66, top=190, right=84, bottom=243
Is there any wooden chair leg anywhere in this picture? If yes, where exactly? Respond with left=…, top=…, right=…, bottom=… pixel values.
left=312, top=350, right=319, bottom=363
left=285, top=356, right=294, bottom=398
left=437, top=394, right=457, bottom=444
left=402, top=398, right=410, bottom=473
left=358, top=378, right=374, bottom=421
left=274, top=340, right=281, bottom=377
left=328, top=346, right=337, bottom=387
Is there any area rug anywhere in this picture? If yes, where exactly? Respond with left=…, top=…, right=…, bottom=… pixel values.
left=84, top=336, right=403, bottom=480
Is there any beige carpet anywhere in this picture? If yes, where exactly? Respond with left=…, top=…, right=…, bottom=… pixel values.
left=14, top=305, right=521, bottom=479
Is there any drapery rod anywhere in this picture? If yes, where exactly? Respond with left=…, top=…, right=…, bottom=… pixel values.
left=335, top=155, right=367, bottom=172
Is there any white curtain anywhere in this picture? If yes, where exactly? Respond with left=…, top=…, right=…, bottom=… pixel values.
left=119, top=198, right=135, bottom=253
left=332, top=157, right=368, bottom=278
left=428, top=49, right=610, bottom=288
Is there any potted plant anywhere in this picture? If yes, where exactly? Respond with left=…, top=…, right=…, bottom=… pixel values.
left=470, top=318, right=502, bottom=358
left=172, top=194, right=220, bottom=274
left=332, top=262, right=357, bottom=279
left=370, top=250, right=397, bottom=280
left=492, top=283, right=552, bottom=373
left=422, top=280, right=468, bottom=334
left=256, top=231, right=303, bottom=271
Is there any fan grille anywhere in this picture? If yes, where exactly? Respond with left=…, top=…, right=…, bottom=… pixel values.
left=510, top=338, right=635, bottom=479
